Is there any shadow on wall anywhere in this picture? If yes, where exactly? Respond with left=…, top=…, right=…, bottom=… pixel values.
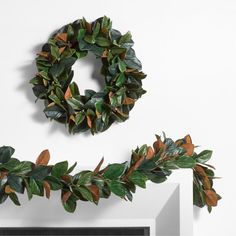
left=193, top=206, right=201, bottom=220
left=17, top=39, right=106, bottom=137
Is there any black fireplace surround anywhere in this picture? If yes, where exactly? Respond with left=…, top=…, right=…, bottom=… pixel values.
left=0, top=227, right=150, bottom=236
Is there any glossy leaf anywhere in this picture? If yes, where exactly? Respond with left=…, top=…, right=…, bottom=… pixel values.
left=196, top=150, right=213, bottom=164
left=51, top=161, right=68, bottom=178
left=103, top=163, right=127, bottom=180
left=7, top=174, right=24, bottom=193
left=109, top=181, right=126, bottom=197
left=63, top=198, right=76, bottom=213
left=175, top=156, right=196, bottom=168
left=0, top=146, right=14, bottom=164
left=96, top=37, right=110, bottom=47
left=45, top=176, right=62, bottom=190
left=9, top=193, right=21, bottom=206
left=128, top=171, right=148, bottom=188
left=30, top=166, right=51, bottom=180
left=77, top=171, right=93, bottom=185
left=77, top=186, right=93, bottom=201
left=29, top=178, right=44, bottom=196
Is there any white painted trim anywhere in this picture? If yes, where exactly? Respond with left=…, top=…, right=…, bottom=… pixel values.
left=0, top=170, right=192, bottom=236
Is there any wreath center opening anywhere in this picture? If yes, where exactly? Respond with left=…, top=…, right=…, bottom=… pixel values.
left=73, top=52, right=105, bottom=95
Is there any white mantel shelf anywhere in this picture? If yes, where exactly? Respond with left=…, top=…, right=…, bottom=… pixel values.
left=0, top=170, right=193, bottom=236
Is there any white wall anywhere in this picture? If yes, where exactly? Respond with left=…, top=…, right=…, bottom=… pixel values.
left=0, top=0, right=235, bottom=235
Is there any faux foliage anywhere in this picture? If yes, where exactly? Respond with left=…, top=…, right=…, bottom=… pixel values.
left=30, top=16, right=146, bottom=134
left=0, top=134, right=220, bottom=213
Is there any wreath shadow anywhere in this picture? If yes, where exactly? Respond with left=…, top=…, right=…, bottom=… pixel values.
left=18, top=43, right=106, bottom=138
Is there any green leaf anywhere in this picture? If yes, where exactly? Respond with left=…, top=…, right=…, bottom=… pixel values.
left=175, top=156, right=196, bottom=168
left=128, top=170, right=148, bottom=188
left=205, top=168, right=215, bottom=177
left=110, top=47, right=126, bottom=54
left=110, top=95, right=118, bottom=107
left=76, top=51, right=88, bottom=59
left=93, top=22, right=100, bottom=38
left=49, top=63, right=65, bottom=78
left=38, top=71, right=50, bottom=80
left=115, top=73, right=126, bottom=87
left=96, top=37, right=111, bottom=47
left=138, top=144, right=148, bottom=156
left=109, top=180, right=126, bottom=197
left=101, top=16, right=109, bottom=28
left=7, top=174, right=24, bottom=193
left=118, top=60, right=126, bottom=73
left=12, top=161, right=33, bottom=174
left=77, top=29, right=86, bottom=41
left=103, top=163, right=127, bottom=180
left=94, top=117, right=104, bottom=132
left=69, top=82, right=80, bottom=96
left=207, top=205, right=212, bottom=213
left=51, top=161, right=68, bottom=178
left=9, top=193, right=21, bottom=206
left=125, top=189, right=133, bottom=201
left=75, top=113, right=85, bottom=125
left=48, top=94, right=62, bottom=106
left=3, top=158, right=20, bottom=171
left=79, top=40, right=92, bottom=51
left=67, top=24, right=74, bottom=39
left=63, top=198, right=77, bottom=213
left=32, top=84, right=47, bottom=98
left=77, top=186, right=93, bottom=201
left=30, top=166, right=51, bottom=180
left=84, top=89, right=96, bottom=99
left=138, top=160, right=156, bottom=171
left=89, top=45, right=104, bottom=56
left=29, top=178, right=44, bottom=196
left=0, top=146, right=15, bottom=164
left=66, top=98, right=84, bottom=110
left=44, top=105, right=66, bottom=119
left=144, top=171, right=167, bottom=184
left=48, top=39, right=57, bottom=46
left=119, top=31, right=132, bottom=44
left=0, top=189, right=8, bottom=204
left=77, top=171, right=93, bottom=185
left=55, top=87, right=65, bottom=100
left=60, top=57, right=77, bottom=68
left=196, top=150, right=213, bottom=164
left=67, top=162, right=77, bottom=174
left=163, top=161, right=178, bottom=170
left=84, top=35, right=96, bottom=44
left=29, top=77, right=39, bottom=85
left=51, top=45, right=60, bottom=59
left=44, top=176, right=62, bottom=190
left=110, top=29, right=122, bottom=41
left=95, top=100, right=104, bottom=114
left=24, top=178, right=33, bottom=200
left=193, top=182, right=205, bottom=208
left=124, top=56, right=142, bottom=70
left=61, top=48, right=76, bottom=59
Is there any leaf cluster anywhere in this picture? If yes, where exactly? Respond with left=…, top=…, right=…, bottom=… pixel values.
left=0, top=134, right=220, bottom=213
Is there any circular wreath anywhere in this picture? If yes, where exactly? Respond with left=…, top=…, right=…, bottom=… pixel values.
left=0, top=134, right=220, bottom=213
left=30, top=16, right=146, bottom=134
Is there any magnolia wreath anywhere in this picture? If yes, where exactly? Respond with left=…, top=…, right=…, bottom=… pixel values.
left=30, top=16, right=146, bottom=134
left=0, top=134, right=220, bottom=213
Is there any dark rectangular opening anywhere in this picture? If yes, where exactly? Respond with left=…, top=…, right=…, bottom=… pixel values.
left=0, top=227, right=150, bottom=236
